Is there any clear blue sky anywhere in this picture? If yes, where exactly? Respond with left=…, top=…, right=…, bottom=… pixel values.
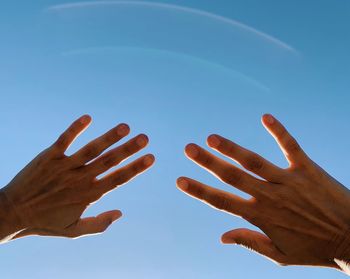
left=0, top=0, right=349, bottom=278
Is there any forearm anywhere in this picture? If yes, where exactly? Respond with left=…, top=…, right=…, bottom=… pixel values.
left=0, top=189, right=23, bottom=243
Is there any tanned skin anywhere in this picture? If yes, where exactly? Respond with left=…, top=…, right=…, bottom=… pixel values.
left=177, top=114, right=350, bottom=274
left=0, top=115, right=155, bottom=242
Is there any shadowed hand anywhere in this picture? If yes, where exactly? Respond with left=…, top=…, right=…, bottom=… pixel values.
left=177, top=114, right=350, bottom=273
left=0, top=115, right=154, bottom=241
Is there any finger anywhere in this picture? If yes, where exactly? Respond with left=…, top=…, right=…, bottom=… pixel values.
left=66, top=210, right=122, bottom=238
left=207, top=134, right=285, bottom=183
left=177, top=177, right=253, bottom=219
left=185, top=143, right=267, bottom=197
left=51, top=115, right=92, bottom=155
left=69, top=123, right=130, bottom=166
left=221, top=228, right=287, bottom=265
left=14, top=210, right=122, bottom=239
left=262, top=114, right=308, bottom=166
left=94, top=154, right=155, bottom=196
left=86, top=134, right=149, bottom=176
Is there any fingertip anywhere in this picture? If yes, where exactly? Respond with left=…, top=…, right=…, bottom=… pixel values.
left=143, top=154, right=155, bottom=167
left=262, top=114, right=275, bottom=126
left=110, top=210, right=123, bottom=223
left=117, top=123, right=130, bottom=136
left=176, top=177, right=189, bottom=191
left=99, top=210, right=122, bottom=222
left=80, top=114, right=92, bottom=124
left=221, top=238, right=230, bottom=244
left=207, top=134, right=221, bottom=148
left=221, top=232, right=235, bottom=244
left=137, top=134, right=149, bottom=147
left=184, top=143, right=199, bottom=158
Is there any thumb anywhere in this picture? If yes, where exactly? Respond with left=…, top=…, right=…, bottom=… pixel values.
left=221, top=228, right=287, bottom=265
left=14, top=210, right=122, bottom=239
left=67, top=210, right=122, bottom=238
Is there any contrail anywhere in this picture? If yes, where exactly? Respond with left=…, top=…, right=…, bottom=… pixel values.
left=62, top=46, right=272, bottom=92
left=47, top=1, right=298, bottom=55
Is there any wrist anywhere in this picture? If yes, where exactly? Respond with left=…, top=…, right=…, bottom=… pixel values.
left=0, top=189, right=25, bottom=243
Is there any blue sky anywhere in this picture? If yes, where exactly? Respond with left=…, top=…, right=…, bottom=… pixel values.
left=0, top=0, right=349, bottom=278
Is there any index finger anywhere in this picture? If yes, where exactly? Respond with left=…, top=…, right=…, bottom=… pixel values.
left=51, top=115, right=92, bottom=155
left=70, top=123, right=130, bottom=166
left=177, top=177, right=253, bottom=219
left=262, top=114, right=308, bottom=166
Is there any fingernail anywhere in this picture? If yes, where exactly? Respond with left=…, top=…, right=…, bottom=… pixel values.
left=143, top=155, right=155, bottom=166
left=221, top=235, right=234, bottom=244
left=185, top=144, right=199, bottom=158
left=208, top=135, right=221, bottom=148
left=117, top=123, right=129, bottom=136
left=112, top=211, right=122, bottom=221
left=137, top=134, right=148, bottom=147
left=177, top=177, right=189, bottom=191
left=80, top=115, right=91, bottom=124
left=264, top=114, right=275, bottom=125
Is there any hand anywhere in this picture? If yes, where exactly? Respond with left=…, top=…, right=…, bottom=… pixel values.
left=177, top=114, right=350, bottom=273
left=0, top=115, right=155, bottom=241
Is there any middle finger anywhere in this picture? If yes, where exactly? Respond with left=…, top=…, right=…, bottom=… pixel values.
left=86, top=134, right=149, bottom=176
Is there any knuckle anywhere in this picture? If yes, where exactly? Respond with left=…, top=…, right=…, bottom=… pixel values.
left=112, top=173, right=128, bottom=185
left=191, top=186, right=204, bottom=197
left=202, top=153, right=214, bottom=166
left=104, top=132, right=117, bottom=143
left=96, top=224, right=108, bottom=233
left=278, top=127, right=288, bottom=139
left=84, top=146, right=99, bottom=159
left=130, top=162, right=143, bottom=174
left=251, top=238, right=260, bottom=250
left=55, top=135, right=68, bottom=149
left=273, top=187, right=292, bottom=209
left=122, top=143, right=135, bottom=155
left=285, top=138, right=300, bottom=153
left=212, top=194, right=232, bottom=211
left=221, top=170, right=242, bottom=185
left=225, top=143, right=236, bottom=155
left=102, top=154, right=117, bottom=168
left=72, top=123, right=82, bottom=132
left=244, top=155, right=264, bottom=172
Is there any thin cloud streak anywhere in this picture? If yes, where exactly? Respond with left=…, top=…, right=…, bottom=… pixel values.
left=47, top=1, right=299, bottom=55
left=62, top=46, right=272, bottom=92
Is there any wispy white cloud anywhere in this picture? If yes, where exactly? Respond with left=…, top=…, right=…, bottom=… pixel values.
left=47, top=1, right=299, bottom=55
left=62, top=46, right=272, bottom=92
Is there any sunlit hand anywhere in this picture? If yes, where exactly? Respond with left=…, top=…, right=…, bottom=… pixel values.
left=0, top=115, right=155, bottom=242
left=177, top=114, right=350, bottom=273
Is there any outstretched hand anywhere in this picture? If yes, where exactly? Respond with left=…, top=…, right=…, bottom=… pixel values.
left=177, top=114, right=350, bottom=272
left=0, top=115, right=154, bottom=241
